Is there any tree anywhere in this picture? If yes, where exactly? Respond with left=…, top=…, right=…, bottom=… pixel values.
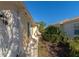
left=42, top=25, right=61, bottom=43
left=37, top=21, right=46, bottom=33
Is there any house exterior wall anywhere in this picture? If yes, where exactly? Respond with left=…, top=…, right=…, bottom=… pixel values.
left=0, top=2, right=32, bottom=57
left=0, top=10, right=22, bottom=57
left=20, top=12, right=32, bottom=56
left=61, top=21, right=79, bottom=38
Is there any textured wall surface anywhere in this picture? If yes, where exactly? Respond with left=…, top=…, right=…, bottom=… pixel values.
left=0, top=10, right=24, bottom=57
left=26, top=26, right=41, bottom=57
left=0, top=9, right=39, bottom=57
left=62, top=22, right=79, bottom=38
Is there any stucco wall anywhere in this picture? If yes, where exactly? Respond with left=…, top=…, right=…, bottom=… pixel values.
left=19, top=12, right=32, bottom=56
left=0, top=9, right=32, bottom=57
left=0, top=2, right=32, bottom=57
left=62, top=22, right=79, bottom=38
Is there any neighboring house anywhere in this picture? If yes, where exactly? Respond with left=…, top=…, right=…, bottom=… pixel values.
left=55, top=17, right=79, bottom=38
left=0, top=2, right=32, bottom=57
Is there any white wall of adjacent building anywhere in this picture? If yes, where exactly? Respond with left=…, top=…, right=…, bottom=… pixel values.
left=61, top=22, right=79, bottom=38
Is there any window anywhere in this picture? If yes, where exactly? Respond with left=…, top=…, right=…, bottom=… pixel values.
left=74, top=23, right=79, bottom=35
left=74, top=30, right=79, bottom=35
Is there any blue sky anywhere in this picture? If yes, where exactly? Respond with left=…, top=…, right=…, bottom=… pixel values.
left=24, top=1, right=79, bottom=25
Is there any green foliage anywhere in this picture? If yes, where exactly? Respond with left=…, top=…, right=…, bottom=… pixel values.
left=73, top=36, right=79, bottom=42
left=41, top=23, right=79, bottom=56
left=69, top=39, right=79, bottom=57
left=45, top=25, right=60, bottom=34
left=37, top=21, right=46, bottom=33
left=42, top=25, right=64, bottom=43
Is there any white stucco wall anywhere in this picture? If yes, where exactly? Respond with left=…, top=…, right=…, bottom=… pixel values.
left=62, top=22, right=79, bottom=38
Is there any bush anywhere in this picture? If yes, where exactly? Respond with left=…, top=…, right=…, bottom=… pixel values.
left=69, top=39, right=79, bottom=56
left=42, top=25, right=61, bottom=43
left=37, top=21, right=46, bottom=33
left=73, top=36, right=79, bottom=42
left=42, top=25, right=79, bottom=56
left=42, top=25, right=68, bottom=43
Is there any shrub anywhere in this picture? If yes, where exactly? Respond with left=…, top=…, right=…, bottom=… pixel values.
left=42, top=25, right=61, bottom=43
left=42, top=25, right=69, bottom=43
left=73, top=36, right=79, bottom=42
left=42, top=25, right=79, bottom=56
left=69, top=39, right=79, bottom=56
left=37, top=21, right=46, bottom=33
